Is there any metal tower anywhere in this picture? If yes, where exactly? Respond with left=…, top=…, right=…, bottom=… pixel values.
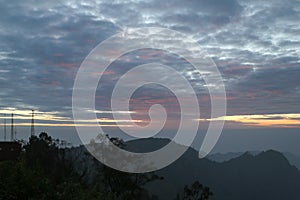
left=14, top=128, right=17, bottom=140
left=31, top=110, right=35, bottom=136
left=11, top=113, right=14, bottom=141
left=3, top=114, right=6, bottom=141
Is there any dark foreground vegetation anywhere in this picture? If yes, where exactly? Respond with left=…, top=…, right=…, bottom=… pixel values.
left=0, top=132, right=212, bottom=200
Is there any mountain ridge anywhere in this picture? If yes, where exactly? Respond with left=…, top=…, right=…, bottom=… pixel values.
left=69, top=137, right=300, bottom=200
left=124, top=138, right=300, bottom=200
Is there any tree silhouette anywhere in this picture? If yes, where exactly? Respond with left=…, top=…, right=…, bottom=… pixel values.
left=183, top=181, right=213, bottom=200
left=0, top=132, right=212, bottom=200
left=0, top=132, right=95, bottom=200
left=91, top=134, right=162, bottom=199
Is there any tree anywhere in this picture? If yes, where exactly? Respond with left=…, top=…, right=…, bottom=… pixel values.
left=183, top=181, right=213, bottom=200
left=2, top=132, right=214, bottom=200
left=0, top=132, right=97, bottom=200
left=90, top=134, right=163, bottom=199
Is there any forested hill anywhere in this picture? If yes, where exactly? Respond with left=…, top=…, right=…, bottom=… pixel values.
left=1, top=134, right=300, bottom=200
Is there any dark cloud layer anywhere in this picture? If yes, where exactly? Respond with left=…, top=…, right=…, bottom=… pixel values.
left=0, top=0, right=299, bottom=125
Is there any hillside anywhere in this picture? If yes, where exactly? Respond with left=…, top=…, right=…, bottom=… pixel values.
left=125, top=138, right=300, bottom=200
left=67, top=137, right=300, bottom=199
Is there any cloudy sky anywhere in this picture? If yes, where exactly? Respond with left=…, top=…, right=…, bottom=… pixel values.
left=0, top=0, right=300, bottom=147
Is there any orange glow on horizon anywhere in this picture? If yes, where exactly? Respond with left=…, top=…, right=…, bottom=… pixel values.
left=1, top=108, right=300, bottom=128
left=198, top=113, right=300, bottom=128
left=0, top=108, right=140, bottom=128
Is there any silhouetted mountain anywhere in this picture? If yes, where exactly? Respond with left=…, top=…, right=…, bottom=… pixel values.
left=125, top=138, right=300, bottom=200
left=68, top=138, right=300, bottom=199
left=283, top=152, right=300, bottom=170
left=207, top=151, right=260, bottom=163
left=207, top=151, right=300, bottom=170
left=206, top=152, right=243, bottom=162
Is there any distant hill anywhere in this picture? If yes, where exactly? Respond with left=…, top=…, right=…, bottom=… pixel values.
left=207, top=151, right=260, bottom=163
left=283, top=152, right=300, bottom=170
left=69, top=138, right=300, bottom=200
left=207, top=150, right=300, bottom=171
left=125, top=138, right=300, bottom=200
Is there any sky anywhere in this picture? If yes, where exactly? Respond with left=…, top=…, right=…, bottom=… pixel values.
left=0, top=0, right=300, bottom=152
